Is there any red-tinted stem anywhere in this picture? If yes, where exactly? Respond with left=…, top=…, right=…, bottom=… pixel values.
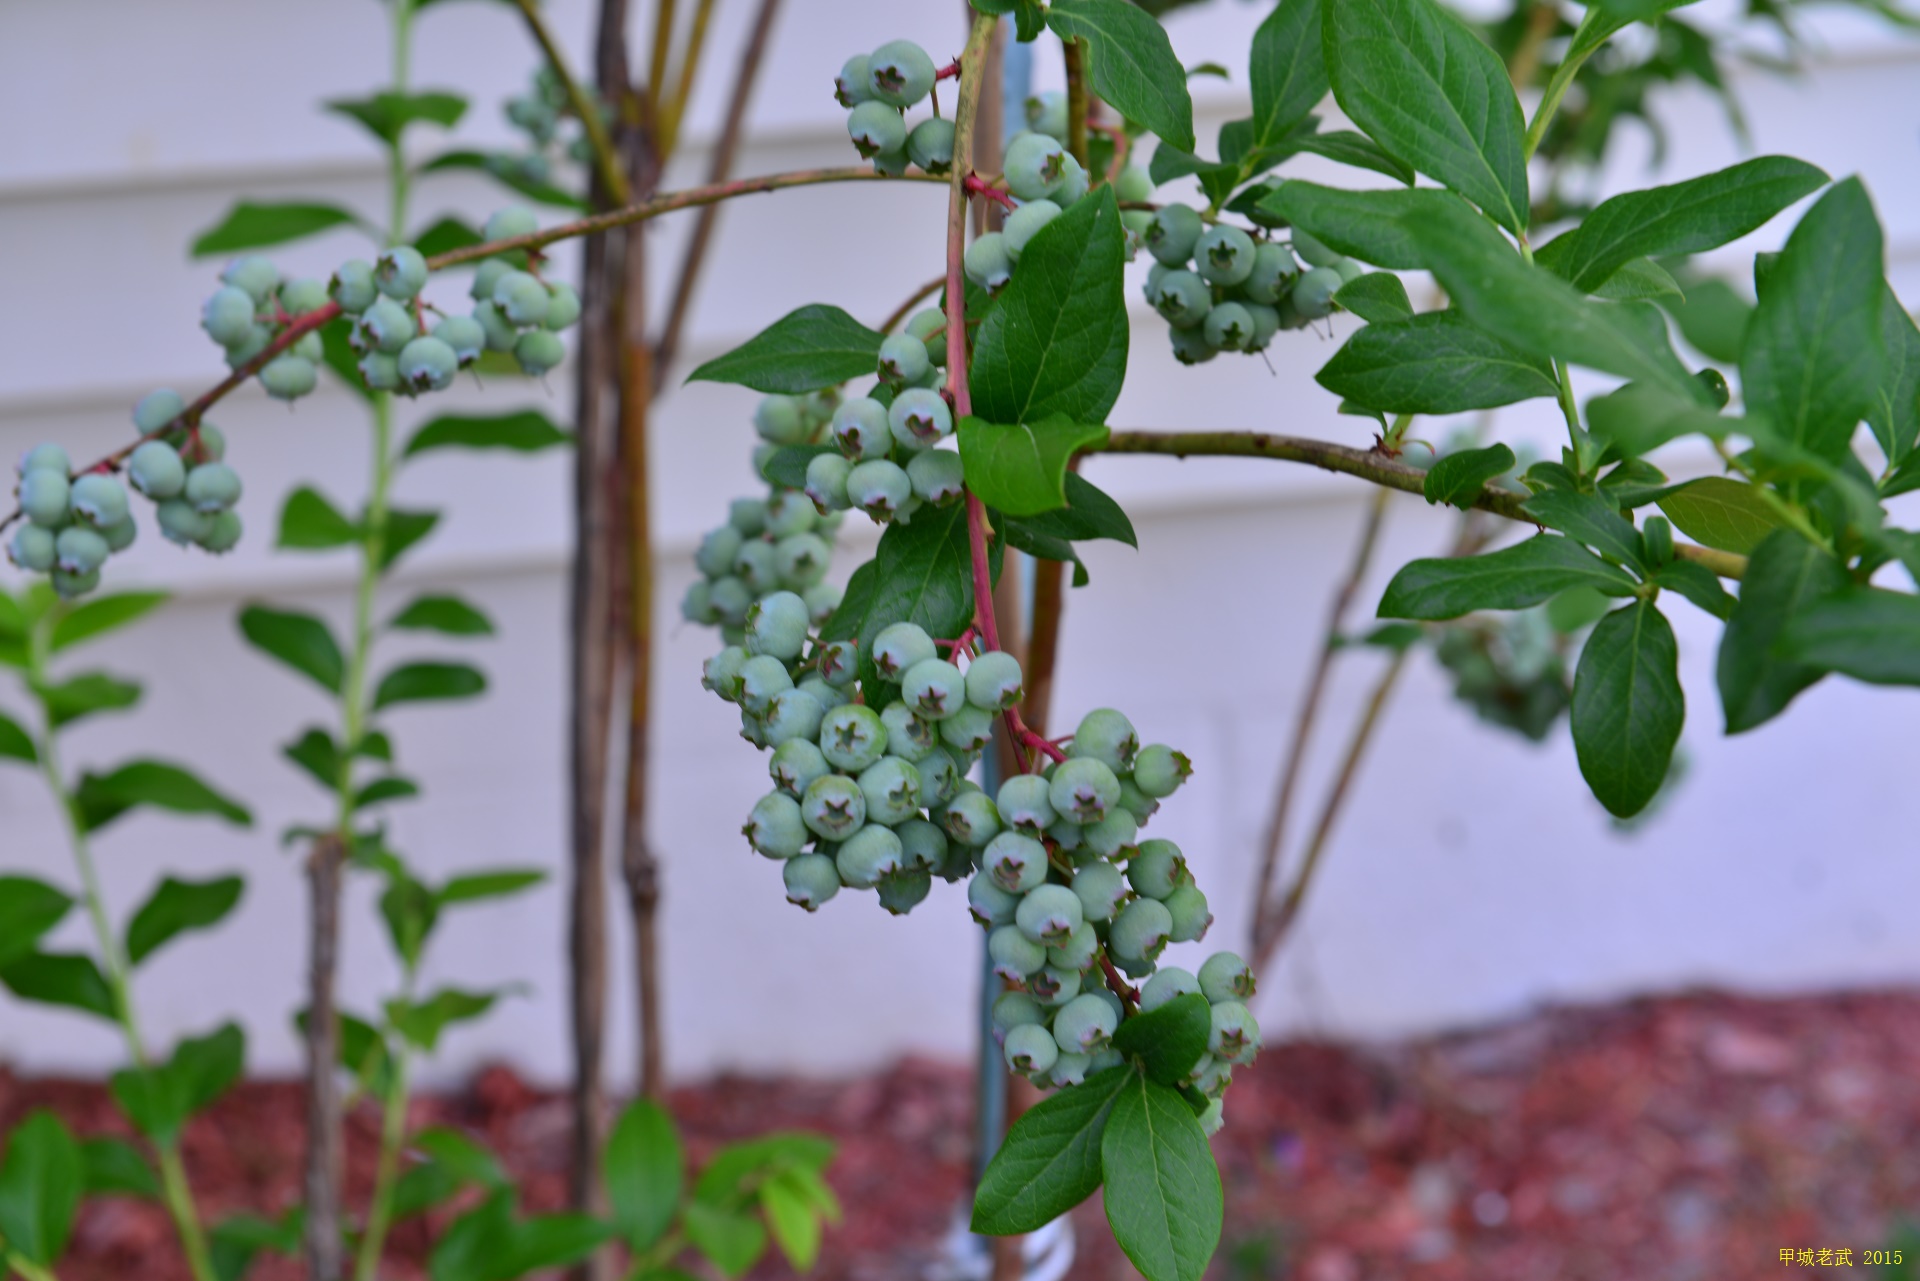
left=963, top=172, right=1016, bottom=211
left=1099, top=956, right=1140, bottom=1011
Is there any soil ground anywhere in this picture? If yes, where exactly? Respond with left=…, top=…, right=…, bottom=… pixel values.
left=7, top=988, right=1918, bottom=1280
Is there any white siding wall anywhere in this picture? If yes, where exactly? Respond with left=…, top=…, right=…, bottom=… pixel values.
left=1, top=0, right=1917, bottom=1085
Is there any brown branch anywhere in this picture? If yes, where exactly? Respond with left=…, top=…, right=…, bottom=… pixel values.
left=303, top=835, right=346, bottom=1281
left=657, top=0, right=718, bottom=158
left=1062, top=38, right=1089, bottom=168
left=512, top=0, right=631, bottom=204
left=653, top=0, right=786, bottom=390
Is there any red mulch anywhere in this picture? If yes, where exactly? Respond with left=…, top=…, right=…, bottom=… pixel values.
left=7, top=988, right=1918, bottom=1280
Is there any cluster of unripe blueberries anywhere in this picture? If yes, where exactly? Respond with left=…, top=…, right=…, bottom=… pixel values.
left=8, top=394, right=244, bottom=597
left=497, top=64, right=606, bottom=187
left=836, top=38, right=956, bottom=177
left=806, top=316, right=964, bottom=526
left=1142, top=207, right=1366, bottom=365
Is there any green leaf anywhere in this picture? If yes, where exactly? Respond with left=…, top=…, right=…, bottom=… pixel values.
left=1570, top=601, right=1684, bottom=819
left=1378, top=535, right=1638, bottom=620
left=973, top=1066, right=1131, bottom=1233
left=209, top=1210, right=303, bottom=1281
left=971, top=188, right=1130, bottom=428
left=759, top=443, right=838, bottom=490
left=1322, top=0, right=1528, bottom=233
left=436, top=868, right=545, bottom=906
left=1716, top=529, right=1850, bottom=732
left=605, top=1098, right=682, bottom=1251
left=693, top=1133, right=834, bottom=1205
left=355, top=776, right=419, bottom=808
left=1010, top=474, right=1138, bottom=549
left=1662, top=275, right=1751, bottom=365
left=0, top=711, right=33, bottom=764
left=1111, top=993, right=1212, bottom=1086
left=1868, top=288, right=1920, bottom=466
left=277, top=487, right=359, bottom=551
left=389, top=987, right=498, bottom=1053
left=1652, top=559, right=1735, bottom=620
left=74, top=760, right=252, bottom=833
left=1262, top=183, right=1424, bottom=270
left=126, top=874, right=244, bottom=967
left=390, top=594, right=494, bottom=636
left=49, top=591, right=168, bottom=652
left=0, top=877, right=72, bottom=970
left=1585, top=380, right=1733, bottom=458
left=403, top=409, right=571, bottom=458
left=1741, top=178, right=1887, bottom=464
left=393, top=1129, right=505, bottom=1219
left=505, top=1214, right=614, bottom=1276
left=1777, top=588, right=1920, bottom=687
left=0, top=952, right=115, bottom=1020
left=81, top=1137, right=159, bottom=1200
left=372, top=660, right=487, bottom=710
left=379, top=869, right=438, bottom=969
left=687, top=305, right=885, bottom=394
left=421, top=151, right=587, bottom=211
left=682, top=1202, right=768, bottom=1278
left=1589, top=257, right=1683, bottom=302
left=282, top=728, right=341, bottom=790
left=1401, top=193, right=1703, bottom=401
left=191, top=201, right=363, bottom=257
left=1654, top=477, right=1786, bottom=555
left=822, top=503, right=981, bottom=689
left=1533, top=157, right=1828, bottom=293
left=760, top=1171, right=824, bottom=1271
left=958, top=415, right=1109, bottom=516
left=1332, top=272, right=1413, bottom=324
left=1522, top=490, right=1647, bottom=572
left=325, top=91, right=467, bottom=146
left=0, top=1110, right=83, bottom=1265
left=379, top=508, right=441, bottom=570
left=1273, top=129, right=1415, bottom=185
left=1100, top=1073, right=1222, bottom=1281
left=1046, top=0, right=1195, bottom=153
left=1423, top=443, right=1516, bottom=509
left=430, top=1190, right=516, bottom=1281
left=37, top=671, right=141, bottom=728
left=110, top=1024, right=246, bottom=1145
left=239, top=605, right=344, bottom=692
left=1317, top=312, right=1557, bottom=415
left=1248, top=0, right=1328, bottom=148
left=412, top=215, right=485, bottom=259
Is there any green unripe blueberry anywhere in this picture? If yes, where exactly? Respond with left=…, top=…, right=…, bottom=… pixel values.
left=49, top=567, right=100, bottom=599
left=128, top=390, right=188, bottom=439
left=803, top=452, right=852, bottom=514
left=1025, top=90, right=1069, bottom=141
left=493, top=271, right=551, bottom=326
left=1028, top=964, right=1081, bottom=1006
left=846, top=459, right=912, bottom=522
left=963, top=650, right=1022, bottom=712
left=905, top=307, right=947, bottom=365
left=896, top=818, right=949, bottom=872
left=732, top=540, right=779, bottom=593
left=222, top=324, right=273, bottom=368
left=1165, top=883, right=1213, bottom=943
left=331, top=259, right=379, bottom=314
left=281, top=277, right=328, bottom=316
left=8, top=525, right=56, bottom=572
left=736, top=652, right=794, bottom=715
left=1072, top=708, right=1137, bottom=772
left=1151, top=270, right=1212, bottom=329
left=764, top=688, right=827, bottom=747
left=1168, top=324, right=1219, bottom=365
left=254, top=353, right=316, bottom=402
left=1115, top=164, right=1154, bottom=204
left=879, top=701, right=938, bottom=762
left=1048, top=920, right=1100, bottom=972
left=983, top=831, right=1047, bottom=895
left=1292, top=266, right=1343, bottom=320
left=681, top=579, right=717, bottom=625
left=1005, top=132, right=1067, bottom=201
left=943, top=788, right=1001, bottom=847
left=1110, top=896, right=1174, bottom=963
left=184, top=462, right=242, bottom=514
left=963, top=232, right=1013, bottom=293
left=847, top=100, right=906, bottom=158
left=1050, top=1051, right=1094, bottom=1088
left=872, top=622, right=936, bottom=680
left=374, top=246, right=428, bottom=300
left=801, top=773, right=866, bottom=842
left=995, top=774, right=1055, bottom=836
left=1003, top=199, right=1060, bottom=264
left=1132, top=744, right=1191, bottom=798
left=702, top=645, right=750, bottom=700
left=1129, top=839, right=1190, bottom=900
left=431, top=315, right=487, bottom=367
left=1199, top=951, right=1256, bottom=1004
left=1052, top=992, right=1119, bottom=1055
left=831, top=397, right=892, bottom=461
left=483, top=206, right=539, bottom=243
left=293, top=331, right=325, bottom=361
left=969, top=871, right=1021, bottom=928
left=754, top=395, right=808, bottom=445
left=1244, top=241, right=1297, bottom=304
left=537, top=281, right=582, bottom=333
left=991, top=990, right=1046, bottom=1044
left=745, top=590, right=810, bottom=660
left=876, top=866, right=933, bottom=915
left=938, top=704, right=994, bottom=753
left=221, top=255, right=279, bottom=305
left=1187, top=1054, right=1232, bottom=1098
left=1016, top=883, right=1084, bottom=945
left=917, top=747, right=961, bottom=807
left=54, top=525, right=109, bottom=574
left=201, top=286, right=258, bottom=346
left=1054, top=154, right=1089, bottom=206
left=472, top=302, right=519, bottom=353
left=775, top=533, right=829, bottom=588
left=771, top=740, right=834, bottom=801
left=1080, top=808, right=1137, bottom=860
left=889, top=388, right=952, bottom=451
left=819, top=702, right=887, bottom=772
left=1204, top=301, right=1255, bottom=351
left=728, top=498, right=768, bottom=536
left=1290, top=227, right=1340, bottom=268
left=858, top=755, right=922, bottom=826
left=1147, top=203, right=1204, bottom=266
left=1122, top=209, right=1154, bottom=256
left=18, top=443, right=70, bottom=476
left=906, top=449, right=964, bottom=504
left=1243, top=303, right=1282, bottom=353
left=1004, top=1022, right=1059, bottom=1076
left=1208, top=1001, right=1260, bottom=1065
left=1199, top=1098, right=1225, bottom=1136
left=1195, top=225, right=1255, bottom=286
left=1048, top=815, right=1084, bottom=853
left=470, top=261, right=512, bottom=303
left=1050, top=757, right=1121, bottom=825
left=745, top=791, right=809, bottom=859
left=989, top=923, right=1048, bottom=980
left=835, top=54, right=872, bottom=107
left=505, top=94, right=557, bottom=141
left=837, top=823, right=904, bottom=888
left=866, top=39, right=936, bottom=108
left=1140, top=966, right=1200, bottom=1013
left=198, top=508, right=242, bottom=555
left=878, top=333, right=932, bottom=387
left=91, top=514, right=138, bottom=559
left=817, top=639, right=859, bottom=688
left=695, top=524, right=745, bottom=579
left=1334, top=256, right=1365, bottom=284
left=900, top=658, right=964, bottom=720
left=68, top=474, right=128, bottom=528
left=907, top=117, right=956, bottom=174
left=156, top=498, right=213, bottom=545
left=783, top=853, right=841, bottom=911
left=360, top=297, right=416, bottom=354
left=869, top=146, right=910, bottom=178
left=515, top=329, right=566, bottom=376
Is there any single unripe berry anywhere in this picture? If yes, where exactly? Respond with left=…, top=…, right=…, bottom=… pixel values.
left=736, top=653, right=794, bottom=715
left=1198, top=951, right=1256, bottom=1004
left=1110, top=896, right=1174, bottom=963
left=872, top=622, right=936, bottom=680
left=868, top=145, right=911, bottom=177
left=964, top=232, right=1013, bottom=293
left=1053, top=154, right=1089, bottom=206
left=901, top=657, right=965, bottom=720
left=896, top=818, right=949, bottom=872
left=754, top=395, right=808, bottom=445
left=1203, top=302, right=1255, bottom=352
left=728, top=498, right=769, bottom=536
left=878, top=333, right=931, bottom=387
left=830, top=397, right=891, bottom=461
left=281, top=277, right=329, bottom=316
left=1187, top=1054, right=1232, bottom=1098
left=200, top=506, right=242, bottom=554
left=866, top=39, right=936, bottom=109
left=703, top=645, right=750, bottom=700
left=1070, top=861, right=1127, bottom=923
left=943, top=788, right=1001, bottom=846
left=222, top=324, right=273, bottom=368
left=221, top=255, right=280, bottom=305
left=156, top=498, right=213, bottom=545
left=917, top=747, right=961, bottom=807
left=374, top=246, right=428, bottom=300
left=682, top=579, right=718, bottom=624
left=1292, top=266, right=1343, bottom=320
left=8, top=525, right=56, bottom=572
left=764, top=688, right=827, bottom=747
left=1245, top=241, right=1297, bottom=304
left=937, top=704, right=993, bottom=753
left=1004, top=1023, right=1059, bottom=1076
left=1168, top=324, right=1219, bottom=366
left=703, top=576, right=749, bottom=626
left=733, top=538, right=781, bottom=593
left=542, top=281, right=582, bottom=331
left=395, top=337, right=457, bottom=394
left=49, top=567, right=100, bottom=599
left=783, top=853, right=841, bottom=911
left=1016, top=883, right=1085, bottom=945
left=803, top=452, right=853, bottom=514
left=1025, top=91, right=1069, bottom=140
left=835, top=54, right=872, bottom=107
left=992, top=990, right=1045, bottom=1044
left=965, top=650, right=1023, bottom=711
left=515, top=329, right=566, bottom=376
left=476, top=209, right=538, bottom=251
left=745, top=791, right=809, bottom=859
left=888, top=388, right=952, bottom=449
left=796, top=674, right=846, bottom=712
left=846, top=459, right=912, bottom=522
left=1048, top=920, right=1100, bottom=972
left=995, top=773, right=1055, bottom=836
left=695, top=525, right=745, bottom=579
left=817, top=639, right=858, bottom=688
left=68, top=474, right=128, bottom=529
left=1195, top=225, right=1256, bottom=286
left=257, top=354, right=317, bottom=400
left=969, top=871, right=1021, bottom=928
left=858, top=756, right=922, bottom=826
left=470, top=260, right=511, bottom=303
left=1147, top=203, right=1204, bottom=266
left=1122, top=209, right=1154, bottom=257
left=1115, top=164, right=1154, bottom=203
left=879, top=702, right=937, bottom=762
left=18, top=443, right=70, bottom=477
left=1151, top=270, right=1212, bottom=329
left=775, top=533, right=829, bottom=588
left=1050, top=1052, right=1094, bottom=1088
left=1005, top=132, right=1067, bottom=201
left=184, top=462, right=242, bottom=514
left=906, top=448, right=965, bottom=505
left=1128, top=839, right=1190, bottom=900
left=907, top=117, right=956, bottom=173
left=1242, top=303, right=1282, bottom=353
left=836, top=823, right=904, bottom=888
left=1290, top=227, right=1341, bottom=268
left=493, top=270, right=551, bottom=326
left=819, top=702, right=887, bottom=772
left=745, top=590, right=810, bottom=660
left=202, top=286, right=258, bottom=346
left=801, top=773, right=866, bottom=841
left=331, top=259, right=379, bottom=314
left=983, top=831, right=1048, bottom=895
left=55, top=525, right=109, bottom=574
left=1003, top=200, right=1060, bottom=264
left=1052, top=992, right=1119, bottom=1055
left=1029, top=964, right=1081, bottom=1006
left=847, top=100, right=907, bottom=158
left=361, top=297, right=416, bottom=354
left=130, top=390, right=186, bottom=440
left=1049, top=757, right=1121, bottom=825
left=876, top=866, right=933, bottom=915
left=1048, top=816, right=1084, bottom=853
left=432, top=315, right=487, bottom=367
left=1080, top=808, right=1137, bottom=860
left=904, top=307, right=947, bottom=367
left=1140, top=967, right=1201, bottom=1013
left=771, top=739, right=833, bottom=800
left=1132, top=744, right=1192, bottom=798
left=1071, top=708, right=1138, bottom=773
left=989, top=924, right=1048, bottom=979
left=1198, top=1098, right=1226, bottom=1136
left=1208, top=1001, right=1260, bottom=1065
left=472, top=301, right=519, bottom=352
left=1118, top=775, right=1162, bottom=825
left=1165, top=883, right=1213, bottom=943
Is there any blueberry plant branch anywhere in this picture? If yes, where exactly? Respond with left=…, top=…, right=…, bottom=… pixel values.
left=657, top=0, right=717, bottom=158
left=510, top=0, right=632, bottom=204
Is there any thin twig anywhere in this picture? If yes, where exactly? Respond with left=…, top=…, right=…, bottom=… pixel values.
left=1062, top=38, right=1089, bottom=168
left=877, top=273, right=948, bottom=336
left=658, top=0, right=719, bottom=158
left=512, top=0, right=630, bottom=204
left=304, top=834, right=346, bottom=1281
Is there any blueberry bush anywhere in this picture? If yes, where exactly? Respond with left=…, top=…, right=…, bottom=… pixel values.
left=6, top=1, right=1920, bottom=1280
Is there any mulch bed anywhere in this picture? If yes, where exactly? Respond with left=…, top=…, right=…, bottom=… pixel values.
left=7, top=987, right=1918, bottom=1280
